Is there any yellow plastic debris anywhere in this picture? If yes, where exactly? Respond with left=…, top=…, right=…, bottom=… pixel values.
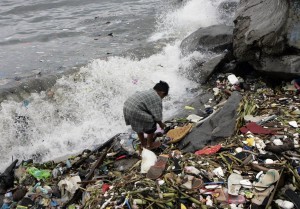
left=181, top=203, right=187, bottom=209
left=184, top=106, right=195, bottom=110
left=246, top=138, right=255, bottom=146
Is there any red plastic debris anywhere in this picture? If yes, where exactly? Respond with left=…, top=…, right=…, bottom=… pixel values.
left=240, top=122, right=275, bottom=135
left=116, top=155, right=127, bottom=160
left=195, top=144, right=222, bottom=155
left=102, top=183, right=110, bottom=193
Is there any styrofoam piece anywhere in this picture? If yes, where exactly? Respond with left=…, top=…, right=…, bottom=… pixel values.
left=228, top=74, right=239, bottom=85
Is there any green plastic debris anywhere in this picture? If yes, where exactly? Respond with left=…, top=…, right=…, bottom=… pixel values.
left=27, top=167, right=51, bottom=180
left=67, top=205, right=76, bottom=209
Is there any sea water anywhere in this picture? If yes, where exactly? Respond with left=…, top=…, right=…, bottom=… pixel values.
left=0, top=0, right=238, bottom=171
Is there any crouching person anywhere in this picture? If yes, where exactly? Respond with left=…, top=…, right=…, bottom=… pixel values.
left=123, top=81, right=169, bottom=149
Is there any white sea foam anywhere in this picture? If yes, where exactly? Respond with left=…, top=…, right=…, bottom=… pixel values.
left=149, top=0, right=230, bottom=42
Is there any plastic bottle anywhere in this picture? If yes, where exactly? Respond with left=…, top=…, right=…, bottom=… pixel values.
left=27, top=167, right=51, bottom=180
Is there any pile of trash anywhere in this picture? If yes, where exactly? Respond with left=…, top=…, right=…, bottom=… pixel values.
left=0, top=75, right=299, bottom=209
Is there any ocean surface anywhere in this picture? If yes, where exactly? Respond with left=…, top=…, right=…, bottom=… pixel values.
left=0, top=0, right=238, bottom=170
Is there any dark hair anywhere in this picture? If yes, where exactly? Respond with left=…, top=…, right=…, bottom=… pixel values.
left=153, top=80, right=169, bottom=95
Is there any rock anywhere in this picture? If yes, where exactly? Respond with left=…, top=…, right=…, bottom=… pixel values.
left=180, top=24, right=233, bottom=56
left=232, top=0, right=300, bottom=78
left=186, top=53, right=227, bottom=84
left=179, top=91, right=242, bottom=153
left=286, top=1, right=300, bottom=50
left=0, top=160, right=18, bottom=194
left=233, top=0, right=289, bottom=60
left=251, top=55, right=300, bottom=79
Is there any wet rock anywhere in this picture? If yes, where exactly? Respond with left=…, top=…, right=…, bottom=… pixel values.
left=233, top=0, right=289, bottom=60
left=233, top=0, right=300, bottom=78
left=0, top=160, right=18, bottom=194
left=180, top=24, right=233, bottom=56
left=185, top=53, right=229, bottom=84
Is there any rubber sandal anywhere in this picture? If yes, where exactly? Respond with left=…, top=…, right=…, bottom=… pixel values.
left=253, top=169, right=280, bottom=191
left=146, top=154, right=168, bottom=179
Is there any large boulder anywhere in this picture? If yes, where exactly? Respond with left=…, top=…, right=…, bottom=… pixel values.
left=180, top=25, right=234, bottom=56
left=178, top=91, right=242, bottom=153
left=179, top=24, right=234, bottom=84
left=187, top=54, right=227, bottom=84
left=184, top=50, right=238, bottom=84
left=233, top=0, right=289, bottom=59
left=233, top=0, right=300, bottom=78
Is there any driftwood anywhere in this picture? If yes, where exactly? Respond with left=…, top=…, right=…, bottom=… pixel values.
left=71, top=133, right=120, bottom=169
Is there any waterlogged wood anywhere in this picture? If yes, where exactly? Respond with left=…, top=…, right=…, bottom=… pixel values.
left=71, top=133, right=120, bottom=169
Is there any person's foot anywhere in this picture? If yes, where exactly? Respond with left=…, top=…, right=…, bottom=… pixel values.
left=146, top=141, right=161, bottom=150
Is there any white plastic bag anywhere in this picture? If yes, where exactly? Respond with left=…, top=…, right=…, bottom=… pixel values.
left=140, top=148, right=157, bottom=173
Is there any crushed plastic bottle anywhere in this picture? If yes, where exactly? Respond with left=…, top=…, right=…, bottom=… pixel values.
left=27, top=167, right=51, bottom=180
left=119, top=132, right=137, bottom=155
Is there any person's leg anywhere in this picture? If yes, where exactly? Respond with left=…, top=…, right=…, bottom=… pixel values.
left=146, top=133, right=155, bottom=148
left=144, top=123, right=157, bottom=148
left=137, top=132, right=147, bottom=148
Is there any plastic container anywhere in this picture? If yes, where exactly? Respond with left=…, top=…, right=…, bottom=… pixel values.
left=227, top=74, right=239, bottom=85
